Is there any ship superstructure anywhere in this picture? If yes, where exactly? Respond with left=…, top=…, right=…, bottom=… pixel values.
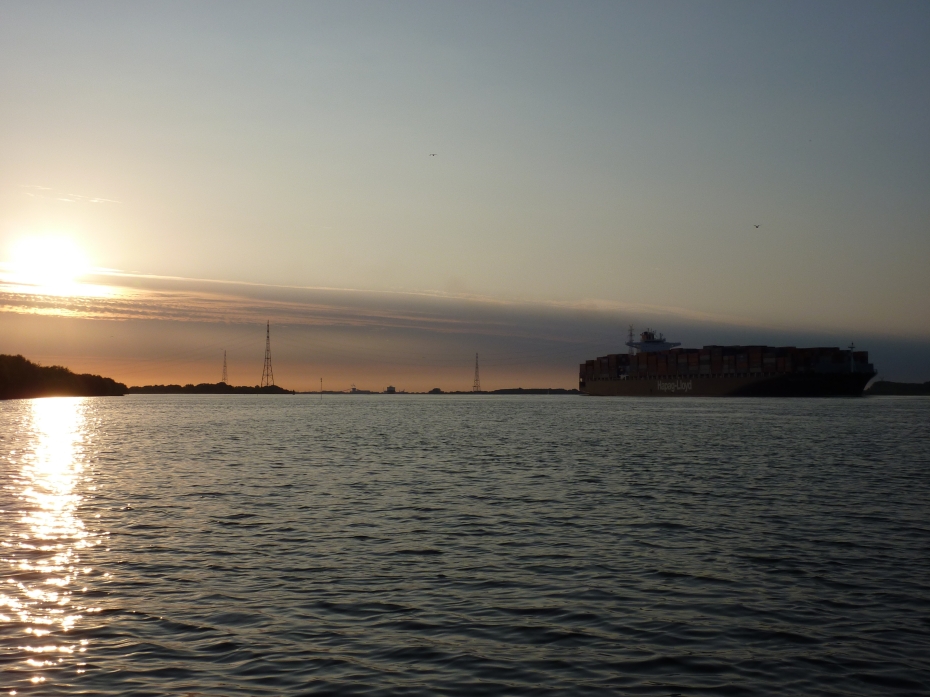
left=581, top=331, right=876, bottom=397
left=626, top=328, right=681, bottom=353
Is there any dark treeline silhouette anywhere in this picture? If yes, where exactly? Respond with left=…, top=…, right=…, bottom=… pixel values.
left=486, top=388, right=579, bottom=395
left=128, top=383, right=294, bottom=395
left=0, top=354, right=127, bottom=400
left=865, top=380, right=930, bottom=396
left=424, top=388, right=580, bottom=395
left=308, top=387, right=581, bottom=395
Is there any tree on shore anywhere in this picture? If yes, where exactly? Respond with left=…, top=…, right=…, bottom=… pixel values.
left=0, top=354, right=127, bottom=400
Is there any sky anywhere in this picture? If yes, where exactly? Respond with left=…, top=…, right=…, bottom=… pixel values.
left=1, top=1, right=928, bottom=389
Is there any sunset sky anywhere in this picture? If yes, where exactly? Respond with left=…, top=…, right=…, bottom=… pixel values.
left=1, top=1, right=928, bottom=389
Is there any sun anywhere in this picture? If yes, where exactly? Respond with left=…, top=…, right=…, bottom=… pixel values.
left=6, top=237, right=92, bottom=295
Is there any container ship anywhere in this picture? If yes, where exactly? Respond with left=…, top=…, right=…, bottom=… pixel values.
left=580, top=329, right=876, bottom=397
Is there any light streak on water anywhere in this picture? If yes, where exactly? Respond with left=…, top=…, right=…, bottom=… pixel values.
left=0, top=398, right=100, bottom=691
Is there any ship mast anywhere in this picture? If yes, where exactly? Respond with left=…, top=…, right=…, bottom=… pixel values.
left=628, top=325, right=635, bottom=356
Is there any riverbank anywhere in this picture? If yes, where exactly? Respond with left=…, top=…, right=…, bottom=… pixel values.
left=0, top=354, right=126, bottom=400
left=865, top=380, right=930, bottom=396
left=128, top=383, right=294, bottom=395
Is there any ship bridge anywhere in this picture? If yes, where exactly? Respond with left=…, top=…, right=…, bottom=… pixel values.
left=626, top=329, right=681, bottom=353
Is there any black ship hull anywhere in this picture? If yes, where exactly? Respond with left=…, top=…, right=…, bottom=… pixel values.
left=582, top=371, right=875, bottom=397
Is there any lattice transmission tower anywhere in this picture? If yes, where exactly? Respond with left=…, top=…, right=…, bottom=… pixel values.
left=472, top=353, right=481, bottom=392
left=261, top=321, right=275, bottom=387
left=221, top=350, right=228, bottom=384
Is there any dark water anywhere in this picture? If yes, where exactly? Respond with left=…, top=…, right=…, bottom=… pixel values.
left=1, top=395, right=928, bottom=696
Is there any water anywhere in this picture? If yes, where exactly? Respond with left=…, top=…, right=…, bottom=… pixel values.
left=1, top=395, right=928, bottom=696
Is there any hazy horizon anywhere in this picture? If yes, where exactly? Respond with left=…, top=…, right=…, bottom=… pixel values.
left=3, top=268, right=928, bottom=390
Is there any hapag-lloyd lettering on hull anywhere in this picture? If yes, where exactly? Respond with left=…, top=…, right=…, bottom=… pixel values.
left=657, top=379, right=693, bottom=393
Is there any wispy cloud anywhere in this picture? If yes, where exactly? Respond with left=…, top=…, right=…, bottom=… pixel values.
left=21, top=185, right=121, bottom=204
left=0, top=268, right=765, bottom=341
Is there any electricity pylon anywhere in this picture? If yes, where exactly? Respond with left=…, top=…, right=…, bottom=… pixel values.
left=221, top=350, right=228, bottom=384
left=260, top=321, right=275, bottom=387
left=472, top=353, right=481, bottom=392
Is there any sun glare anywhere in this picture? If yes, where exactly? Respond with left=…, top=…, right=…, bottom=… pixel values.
left=4, top=237, right=92, bottom=295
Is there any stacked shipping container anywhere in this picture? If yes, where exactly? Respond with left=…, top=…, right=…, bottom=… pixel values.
left=581, top=346, right=874, bottom=384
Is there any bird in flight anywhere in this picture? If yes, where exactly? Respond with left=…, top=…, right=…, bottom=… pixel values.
left=754, top=224, right=760, bottom=228
left=429, top=153, right=437, bottom=156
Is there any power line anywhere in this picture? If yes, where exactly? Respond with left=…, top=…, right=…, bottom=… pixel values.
left=260, top=321, right=275, bottom=387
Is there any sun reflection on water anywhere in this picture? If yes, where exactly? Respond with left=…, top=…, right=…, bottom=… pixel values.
left=1, top=398, right=100, bottom=690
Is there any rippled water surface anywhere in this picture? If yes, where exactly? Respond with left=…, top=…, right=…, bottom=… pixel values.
left=1, top=395, right=929, bottom=695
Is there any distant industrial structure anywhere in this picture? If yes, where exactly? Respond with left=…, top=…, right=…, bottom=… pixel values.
left=472, top=353, right=481, bottom=392
left=260, top=321, right=275, bottom=387
left=221, top=350, right=228, bottom=384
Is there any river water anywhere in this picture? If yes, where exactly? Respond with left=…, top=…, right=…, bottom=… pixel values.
left=1, top=395, right=928, bottom=695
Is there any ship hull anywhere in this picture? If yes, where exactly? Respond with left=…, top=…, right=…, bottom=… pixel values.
left=583, top=372, right=874, bottom=397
